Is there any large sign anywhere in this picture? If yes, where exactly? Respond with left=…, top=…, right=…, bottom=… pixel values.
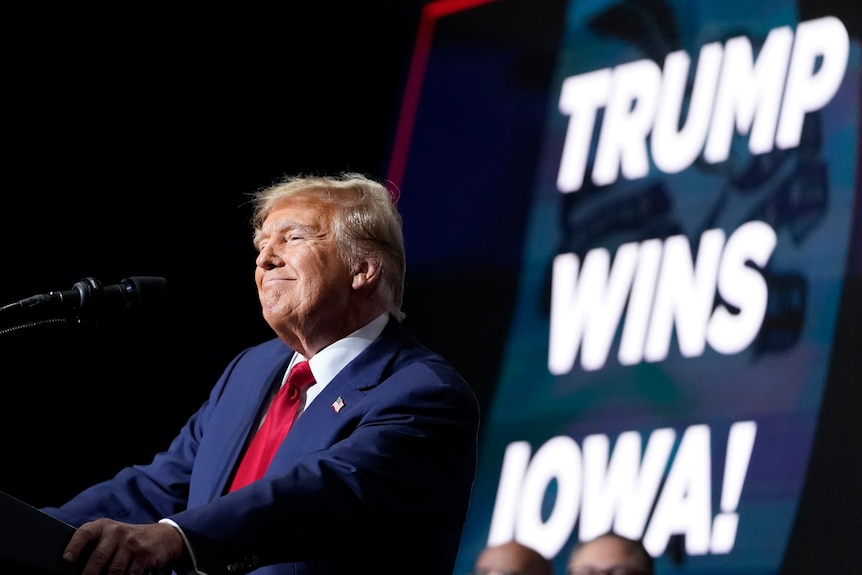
left=392, top=1, right=861, bottom=573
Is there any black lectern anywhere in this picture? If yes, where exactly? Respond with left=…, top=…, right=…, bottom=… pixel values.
left=0, top=490, right=79, bottom=574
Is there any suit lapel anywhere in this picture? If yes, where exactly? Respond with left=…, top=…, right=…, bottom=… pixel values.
left=212, top=348, right=293, bottom=498
left=269, top=318, right=410, bottom=459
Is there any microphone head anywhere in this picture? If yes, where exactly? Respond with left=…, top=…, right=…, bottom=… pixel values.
left=75, top=276, right=170, bottom=314
left=122, top=276, right=170, bottom=309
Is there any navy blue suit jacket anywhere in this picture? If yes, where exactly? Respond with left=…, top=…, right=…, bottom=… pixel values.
left=44, top=318, right=480, bottom=575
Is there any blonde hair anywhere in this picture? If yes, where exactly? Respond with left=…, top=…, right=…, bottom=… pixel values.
left=251, top=173, right=406, bottom=320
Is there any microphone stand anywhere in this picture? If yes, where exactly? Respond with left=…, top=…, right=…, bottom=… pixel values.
left=0, top=299, right=99, bottom=339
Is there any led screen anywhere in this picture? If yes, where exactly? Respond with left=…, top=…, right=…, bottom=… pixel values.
left=391, top=1, right=862, bottom=573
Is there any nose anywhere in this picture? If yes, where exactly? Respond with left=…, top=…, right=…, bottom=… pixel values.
left=256, top=244, right=281, bottom=270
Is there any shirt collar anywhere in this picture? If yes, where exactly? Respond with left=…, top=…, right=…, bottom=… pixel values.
left=292, top=312, right=389, bottom=404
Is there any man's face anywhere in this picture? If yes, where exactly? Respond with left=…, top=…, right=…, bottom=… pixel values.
left=473, top=542, right=546, bottom=575
left=567, top=536, right=647, bottom=575
left=254, top=195, right=352, bottom=338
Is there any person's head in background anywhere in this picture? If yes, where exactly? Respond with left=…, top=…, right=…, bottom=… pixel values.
left=473, top=540, right=553, bottom=575
left=567, top=532, right=654, bottom=575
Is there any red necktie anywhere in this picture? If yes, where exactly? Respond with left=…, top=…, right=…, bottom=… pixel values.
left=229, top=361, right=316, bottom=492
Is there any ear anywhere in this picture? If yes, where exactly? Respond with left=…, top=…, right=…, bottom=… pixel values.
left=351, top=258, right=382, bottom=289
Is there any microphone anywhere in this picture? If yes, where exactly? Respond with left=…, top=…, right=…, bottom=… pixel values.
left=10, top=276, right=169, bottom=315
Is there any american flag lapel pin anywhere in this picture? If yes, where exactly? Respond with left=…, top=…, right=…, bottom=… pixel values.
left=331, top=396, right=345, bottom=413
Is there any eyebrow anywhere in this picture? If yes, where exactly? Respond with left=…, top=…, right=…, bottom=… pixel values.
left=254, top=219, right=319, bottom=249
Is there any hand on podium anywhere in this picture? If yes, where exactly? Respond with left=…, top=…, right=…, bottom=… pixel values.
left=63, top=519, right=185, bottom=575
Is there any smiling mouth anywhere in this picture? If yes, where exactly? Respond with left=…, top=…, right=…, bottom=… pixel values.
left=263, top=276, right=293, bottom=285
